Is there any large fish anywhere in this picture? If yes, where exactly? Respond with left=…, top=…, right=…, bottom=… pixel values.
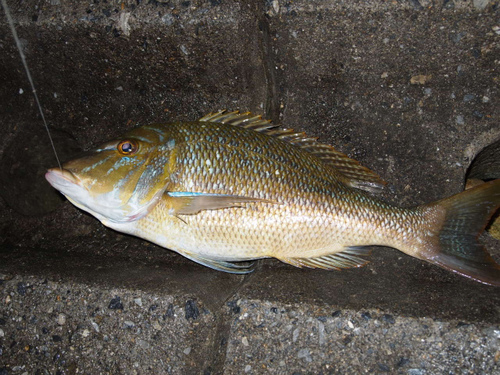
left=45, top=111, right=500, bottom=285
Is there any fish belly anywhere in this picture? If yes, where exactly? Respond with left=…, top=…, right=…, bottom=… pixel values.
left=129, top=195, right=413, bottom=262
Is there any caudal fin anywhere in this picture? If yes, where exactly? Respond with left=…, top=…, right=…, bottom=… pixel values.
left=421, top=180, right=500, bottom=286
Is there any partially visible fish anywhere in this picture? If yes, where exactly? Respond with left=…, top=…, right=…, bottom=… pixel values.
left=45, top=111, right=500, bottom=285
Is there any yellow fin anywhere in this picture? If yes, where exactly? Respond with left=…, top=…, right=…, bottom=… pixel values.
left=199, top=111, right=386, bottom=192
left=165, top=191, right=275, bottom=215
left=279, top=247, right=371, bottom=270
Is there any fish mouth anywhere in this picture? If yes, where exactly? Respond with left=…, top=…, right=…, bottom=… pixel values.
left=45, top=167, right=153, bottom=224
left=45, top=167, right=106, bottom=220
left=45, top=168, right=83, bottom=192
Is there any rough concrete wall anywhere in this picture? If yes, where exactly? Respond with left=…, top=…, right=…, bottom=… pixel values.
left=0, top=0, right=499, bottom=374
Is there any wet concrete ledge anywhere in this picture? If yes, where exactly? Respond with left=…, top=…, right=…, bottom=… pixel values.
left=1, top=0, right=500, bottom=373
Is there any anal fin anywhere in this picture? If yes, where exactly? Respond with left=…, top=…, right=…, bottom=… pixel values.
left=280, top=247, right=371, bottom=270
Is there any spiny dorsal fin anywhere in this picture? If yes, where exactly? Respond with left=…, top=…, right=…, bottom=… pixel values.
left=279, top=247, right=372, bottom=271
left=199, top=111, right=386, bottom=192
left=199, top=110, right=274, bottom=131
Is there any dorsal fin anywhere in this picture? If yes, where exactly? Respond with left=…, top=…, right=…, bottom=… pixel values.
left=200, top=110, right=275, bottom=131
left=199, top=111, right=386, bottom=192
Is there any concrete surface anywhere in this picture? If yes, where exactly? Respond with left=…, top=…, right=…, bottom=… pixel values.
left=1, top=274, right=499, bottom=374
left=1, top=0, right=500, bottom=373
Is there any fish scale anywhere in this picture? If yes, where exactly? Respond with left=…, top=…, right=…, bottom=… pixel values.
left=135, top=122, right=422, bottom=261
left=45, top=111, right=500, bottom=285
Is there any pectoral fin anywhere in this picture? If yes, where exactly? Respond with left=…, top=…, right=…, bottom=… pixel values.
left=165, top=192, right=275, bottom=215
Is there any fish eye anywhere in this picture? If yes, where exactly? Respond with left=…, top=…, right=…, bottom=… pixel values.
left=117, top=140, right=139, bottom=155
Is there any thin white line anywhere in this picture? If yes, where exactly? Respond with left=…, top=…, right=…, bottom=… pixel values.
left=1, top=0, right=62, bottom=169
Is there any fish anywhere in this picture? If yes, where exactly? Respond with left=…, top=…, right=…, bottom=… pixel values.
left=45, top=111, right=500, bottom=286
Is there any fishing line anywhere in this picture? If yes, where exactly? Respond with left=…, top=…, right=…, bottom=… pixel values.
left=1, top=0, right=62, bottom=169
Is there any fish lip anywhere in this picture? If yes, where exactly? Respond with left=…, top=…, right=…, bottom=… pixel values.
left=45, top=168, right=83, bottom=190
left=45, top=167, right=153, bottom=224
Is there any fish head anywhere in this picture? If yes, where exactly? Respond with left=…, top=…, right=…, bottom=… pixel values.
left=45, top=126, right=176, bottom=224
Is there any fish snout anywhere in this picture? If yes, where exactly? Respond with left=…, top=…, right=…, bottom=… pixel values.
left=45, top=168, right=82, bottom=191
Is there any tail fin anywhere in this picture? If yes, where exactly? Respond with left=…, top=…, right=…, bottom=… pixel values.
left=421, top=179, right=500, bottom=286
